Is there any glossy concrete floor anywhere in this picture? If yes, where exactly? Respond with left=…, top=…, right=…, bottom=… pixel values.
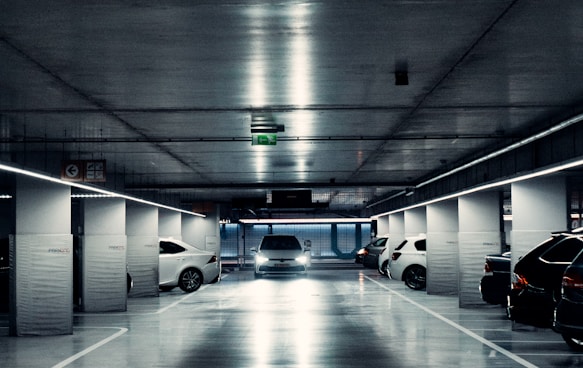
left=1, top=268, right=583, bottom=368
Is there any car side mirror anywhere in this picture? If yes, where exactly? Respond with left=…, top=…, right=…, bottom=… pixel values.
left=304, top=240, right=311, bottom=250
left=250, top=247, right=257, bottom=253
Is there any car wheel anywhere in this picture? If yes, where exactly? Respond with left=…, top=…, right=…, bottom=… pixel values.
left=178, top=268, right=202, bottom=293
left=562, top=333, right=583, bottom=351
left=378, top=261, right=388, bottom=276
left=403, top=265, right=426, bottom=290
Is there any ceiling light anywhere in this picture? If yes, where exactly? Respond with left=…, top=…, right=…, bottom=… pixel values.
left=250, top=124, right=285, bottom=134
left=239, top=218, right=371, bottom=224
left=0, top=162, right=205, bottom=217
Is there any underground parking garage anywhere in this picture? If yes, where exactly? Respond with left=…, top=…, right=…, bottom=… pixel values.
left=3, top=0, right=583, bottom=366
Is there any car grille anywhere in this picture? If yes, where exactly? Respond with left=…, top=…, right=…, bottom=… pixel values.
left=259, top=265, right=306, bottom=272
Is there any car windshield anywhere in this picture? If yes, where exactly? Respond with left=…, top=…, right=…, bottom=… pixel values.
left=261, top=236, right=301, bottom=251
left=371, top=237, right=388, bottom=247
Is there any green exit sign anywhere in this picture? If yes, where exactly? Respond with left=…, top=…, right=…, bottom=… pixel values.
left=252, top=134, right=277, bottom=146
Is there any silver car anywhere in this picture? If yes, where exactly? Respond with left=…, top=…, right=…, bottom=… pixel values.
left=251, top=235, right=309, bottom=278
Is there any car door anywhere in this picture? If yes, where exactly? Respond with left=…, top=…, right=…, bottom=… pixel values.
left=159, top=241, right=187, bottom=284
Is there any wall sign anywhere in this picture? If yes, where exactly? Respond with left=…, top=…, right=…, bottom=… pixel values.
left=61, top=160, right=106, bottom=182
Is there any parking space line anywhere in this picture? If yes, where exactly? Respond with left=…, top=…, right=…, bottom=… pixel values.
left=155, top=273, right=228, bottom=314
left=51, top=327, right=128, bottom=368
left=365, top=275, right=539, bottom=368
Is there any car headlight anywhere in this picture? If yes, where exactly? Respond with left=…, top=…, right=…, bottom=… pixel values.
left=255, top=255, right=269, bottom=265
left=295, top=255, right=308, bottom=264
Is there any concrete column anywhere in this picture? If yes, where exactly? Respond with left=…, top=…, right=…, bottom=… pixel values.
left=10, top=176, right=72, bottom=336
left=511, top=176, right=567, bottom=268
left=404, top=207, right=427, bottom=236
left=183, top=205, right=220, bottom=256
left=458, top=192, right=503, bottom=307
left=376, top=215, right=389, bottom=237
left=159, top=209, right=182, bottom=239
left=127, top=204, right=159, bottom=298
left=388, top=212, right=405, bottom=255
left=81, top=198, right=127, bottom=312
left=426, top=200, right=458, bottom=295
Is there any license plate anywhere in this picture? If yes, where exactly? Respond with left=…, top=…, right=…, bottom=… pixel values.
left=275, top=263, right=289, bottom=267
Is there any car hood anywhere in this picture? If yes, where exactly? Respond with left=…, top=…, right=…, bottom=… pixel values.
left=259, top=249, right=303, bottom=259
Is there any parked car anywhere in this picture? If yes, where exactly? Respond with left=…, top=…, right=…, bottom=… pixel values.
left=0, top=238, right=8, bottom=312
left=361, top=235, right=389, bottom=270
left=251, top=234, right=309, bottom=278
left=553, top=248, right=583, bottom=351
left=479, top=251, right=511, bottom=305
left=378, top=242, right=390, bottom=276
left=508, top=231, right=583, bottom=327
left=159, top=238, right=220, bottom=293
left=388, top=234, right=427, bottom=290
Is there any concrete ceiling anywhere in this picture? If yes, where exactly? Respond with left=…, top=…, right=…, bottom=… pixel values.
left=1, top=1, right=583, bottom=219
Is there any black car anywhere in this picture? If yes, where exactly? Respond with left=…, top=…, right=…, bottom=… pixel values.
left=554, top=248, right=583, bottom=351
left=479, top=251, right=511, bottom=305
left=507, top=232, right=583, bottom=327
left=361, top=236, right=389, bottom=269
left=0, top=238, right=8, bottom=312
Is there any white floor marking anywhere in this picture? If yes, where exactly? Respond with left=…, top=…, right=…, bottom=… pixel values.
left=365, top=275, right=539, bottom=368
left=51, top=327, right=128, bottom=368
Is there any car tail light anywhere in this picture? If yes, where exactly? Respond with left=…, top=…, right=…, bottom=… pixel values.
left=391, top=252, right=401, bottom=261
left=208, top=255, right=217, bottom=264
left=484, top=260, right=493, bottom=274
left=562, top=270, right=583, bottom=289
left=512, top=273, right=528, bottom=290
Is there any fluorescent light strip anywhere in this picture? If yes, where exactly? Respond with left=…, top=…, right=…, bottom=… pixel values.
left=0, top=163, right=206, bottom=217
left=239, top=218, right=371, bottom=224
left=368, top=112, right=583, bottom=210
left=0, top=194, right=12, bottom=199
left=71, top=194, right=116, bottom=198
left=372, top=157, right=583, bottom=218
left=417, top=112, right=583, bottom=190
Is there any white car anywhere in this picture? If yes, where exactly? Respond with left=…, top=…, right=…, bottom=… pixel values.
left=159, top=238, right=220, bottom=293
left=251, top=234, right=309, bottom=278
left=375, top=234, right=390, bottom=276
left=388, top=234, right=427, bottom=290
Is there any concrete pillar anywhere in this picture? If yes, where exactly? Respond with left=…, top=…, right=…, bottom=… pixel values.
left=10, top=176, right=72, bottom=336
left=159, top=209, right=182, bottom=239
left=81, top=198, right=127, bottom=312
left=511, top=176, right=567, bottom=268
left=426, top=200, right=458, bottom=295
left=183, top=205, right=220, bottom=256
left=127, top=204, right=159, bottom=298
left=388, top=212, right=405, bottom=255
left=458, top=192, right=503, bottom=307
left=404, top=207, right=427, bottom=236
left=376, top=215, right=389, bottom=237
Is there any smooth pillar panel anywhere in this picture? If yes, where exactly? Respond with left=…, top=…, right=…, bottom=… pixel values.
left=389, top=213, right=405, bottom=255
left=11, top=177, right=73, bottom=336
left=458, top=192, right=503, bottom=307
left=183, top=207, right=220, bottom=253
left=127, top=205, right=159, bottom=298
left=404, top=207, right=427, bottom=236
left=159, top=210, right=182, bottom=239
left=511, top=177, right=567, bottom=265
left=426, top=201, right=458, bottom=295
left=376, top=216, right=389, bottom=237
